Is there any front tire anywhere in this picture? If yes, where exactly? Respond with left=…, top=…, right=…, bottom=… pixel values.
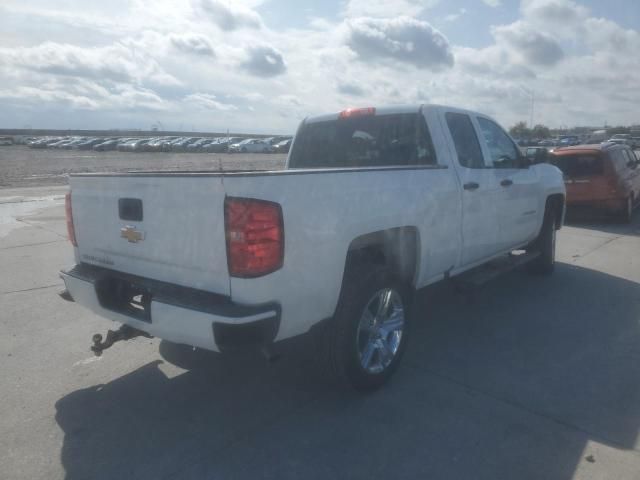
left=316, top=265, right=412, bottom=392
left=527, top=208, right=557, bottom=275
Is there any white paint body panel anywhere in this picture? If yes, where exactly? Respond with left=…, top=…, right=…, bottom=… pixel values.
left=66, top=104, right=565, bottom=350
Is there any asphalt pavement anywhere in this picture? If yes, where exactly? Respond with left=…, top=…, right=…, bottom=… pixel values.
left=1, top=186, right=639, bottom=480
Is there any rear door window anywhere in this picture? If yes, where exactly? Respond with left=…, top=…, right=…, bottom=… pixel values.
left=445, top=112, right=485, bottom=168
left=288, top=113, right=437, bottom=168
left=551, top=154, right=604, bottom=177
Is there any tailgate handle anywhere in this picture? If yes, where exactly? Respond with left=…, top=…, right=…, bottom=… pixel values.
left=119, top=198, right=143, bottom=222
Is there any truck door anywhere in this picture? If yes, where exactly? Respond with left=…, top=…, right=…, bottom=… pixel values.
left=441, top=110, right=502, bottom=266
left=475, top=116, right=541, bottom=249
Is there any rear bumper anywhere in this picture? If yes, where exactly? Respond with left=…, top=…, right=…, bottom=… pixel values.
left=60, top=264, right=280, bottom=353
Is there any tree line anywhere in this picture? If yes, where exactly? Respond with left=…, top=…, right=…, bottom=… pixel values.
left=508, top=121, right=636, bottom=139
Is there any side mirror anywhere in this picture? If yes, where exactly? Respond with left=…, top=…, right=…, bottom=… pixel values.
left=517, top=155, right=532, bottom=168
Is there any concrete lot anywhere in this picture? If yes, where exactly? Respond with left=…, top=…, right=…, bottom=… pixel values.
left=1, top=186, right=639, bottom=480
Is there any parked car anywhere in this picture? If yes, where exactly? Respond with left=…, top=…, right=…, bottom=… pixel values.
left=49, top=138, right=73, bottom=148
left=203, top=137, right=244, bottom=153
left=62, top=138, right=87, bottom=149
left=170, top=137, right=201, bottom=152
left=186, top=138, right=213, bottom=152
left=93, top=139, right=121, bottom=151
left=117, top=139, right=142, bottom=152
left=146, top=137, right=178, bottom=152
left=273, top=138, right=292, bottom=153
left=608, top=134, right=634, bottom=147
left=76, top=138, right=105, bottom=150
left=558, top=136, right=580, bottom=147
left=228, top=138, right=273, bottom=153
left=60, top=104, right=565, bottom=391
left=28, top=137, right=58, bottom=148
left=524, top=146, right=549, bottom=164
left=0, top=136, right=14, bottom=146
left=550, top=143, right=640, bottom=222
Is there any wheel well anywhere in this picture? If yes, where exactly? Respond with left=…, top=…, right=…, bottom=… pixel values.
left=546, top=194, right=565, bottom=229
left=345, top=227, right=419, bottom=287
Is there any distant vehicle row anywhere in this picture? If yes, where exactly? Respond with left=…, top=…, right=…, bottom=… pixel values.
left=24, top=135, right=293, bottom=153
left=517, top=134, right=639, bottom=149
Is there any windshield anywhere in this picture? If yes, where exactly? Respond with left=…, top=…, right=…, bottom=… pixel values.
left=289, top=113, right=437, bottom=168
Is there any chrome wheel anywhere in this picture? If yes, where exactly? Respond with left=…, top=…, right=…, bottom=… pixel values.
left=356, top=288, right=405, bottom=374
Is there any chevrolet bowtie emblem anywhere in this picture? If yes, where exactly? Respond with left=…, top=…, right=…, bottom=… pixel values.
left=120, top=226, right=145, bottom=243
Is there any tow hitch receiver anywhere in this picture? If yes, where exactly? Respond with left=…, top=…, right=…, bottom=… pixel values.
left=91, top=324, right=152, bottom=356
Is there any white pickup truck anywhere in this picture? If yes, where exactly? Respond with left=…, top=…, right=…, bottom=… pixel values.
left=60, top=105, right=565, bottom=391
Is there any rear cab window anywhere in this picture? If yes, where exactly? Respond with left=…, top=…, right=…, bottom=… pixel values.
left=288, top=111, right=437, bottom=169
left=551, top=153, right=604, bottom=178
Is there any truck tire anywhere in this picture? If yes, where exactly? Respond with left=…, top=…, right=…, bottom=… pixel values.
left=527, top=208, right=557, bottom=275
left=316, top=265, right=412, bottom=391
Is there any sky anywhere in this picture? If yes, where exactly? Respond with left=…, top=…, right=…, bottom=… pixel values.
left=0, top=0, right=638, bottom=133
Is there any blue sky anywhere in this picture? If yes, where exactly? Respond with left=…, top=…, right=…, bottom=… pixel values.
left=0, top=0, right=638, bottom=132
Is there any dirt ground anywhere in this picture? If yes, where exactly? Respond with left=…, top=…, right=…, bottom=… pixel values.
left=0, top=145, right=287, bottom=188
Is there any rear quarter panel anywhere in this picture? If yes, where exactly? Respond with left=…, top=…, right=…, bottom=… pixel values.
left=222, top=167, right=460, bottom=340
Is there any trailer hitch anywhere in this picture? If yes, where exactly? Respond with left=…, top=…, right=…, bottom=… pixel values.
left=91, top=324, right=153, bottom=356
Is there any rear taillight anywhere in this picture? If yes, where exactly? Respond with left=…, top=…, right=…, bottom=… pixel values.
left=65, top=192, right=77, bottom=246
left=224, top=197, right=284, bottom=278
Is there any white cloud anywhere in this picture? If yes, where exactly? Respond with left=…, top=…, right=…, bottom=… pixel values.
left=337, top=81, right=366, bottom=97
left=482, top=0, right=502, bottom=7
left=1, top=0, right=640, bottom=132
left=169, top=33, right=215, bottom=56
left=0, top=41, right=180, bottom=86
left=444, top=8, right=467, bottom=23
left=196, top=0, right=262, bottom=30
left=343, top=0, right=440, bottom=18
left=183, top=93, right=238, bottom=110
left=492, top=21, right=564, bottom=66
left=0, top=79, right=169, bottom=112
left=240, top=45, right=286, bottom=76
left=346, top=16, right=454, bottom=70
left=521, top=0, right=588, bottom=25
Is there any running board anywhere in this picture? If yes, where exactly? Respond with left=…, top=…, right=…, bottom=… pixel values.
left=454, top=250, right=540, bottom=292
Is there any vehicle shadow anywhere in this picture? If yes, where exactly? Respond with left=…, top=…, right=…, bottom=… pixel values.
left=565, top=208, right=640, bottom=237
left=55, top=263, right=640, bottom=479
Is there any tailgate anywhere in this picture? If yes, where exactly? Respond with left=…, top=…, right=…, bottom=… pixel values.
left=69, top=174, right=230, bottom=295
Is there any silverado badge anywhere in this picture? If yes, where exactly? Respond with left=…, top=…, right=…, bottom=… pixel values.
left=120, top=225, right=145, bottom=243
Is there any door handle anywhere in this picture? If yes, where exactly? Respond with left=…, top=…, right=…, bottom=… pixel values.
left=500, top=179, right=514, bottom=187
left=463, top=182, right=480, bottom=191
